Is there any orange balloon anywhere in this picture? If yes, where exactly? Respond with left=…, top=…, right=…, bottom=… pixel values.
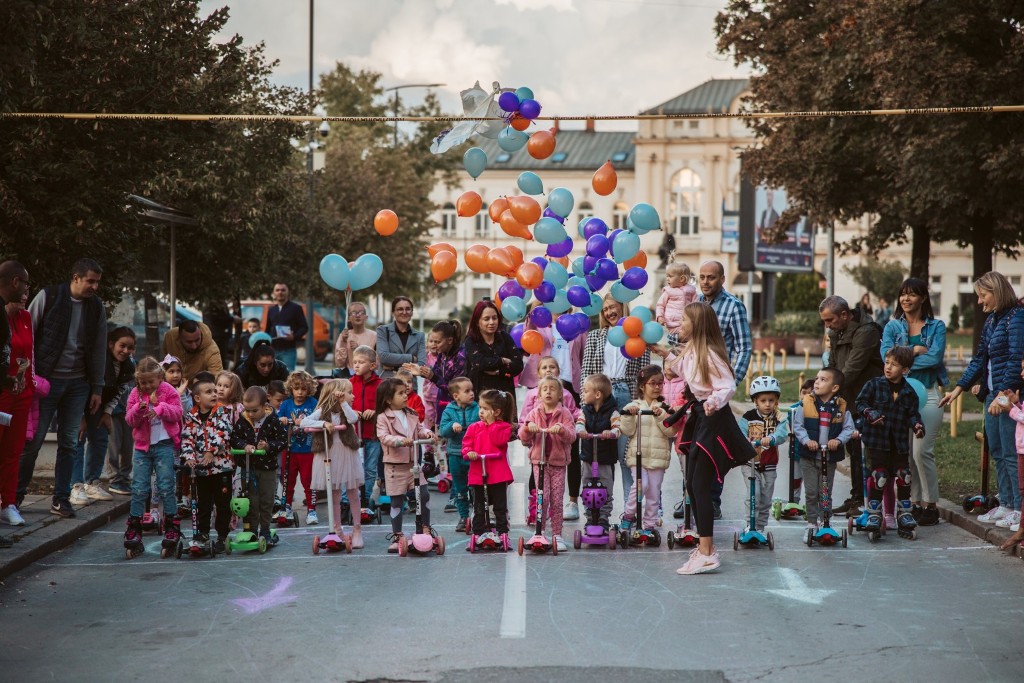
left=487, top=247, right=515, bottom=276
left=499, top=210, right=533, bottom=240
left=554, top=255, right=570, bottom=268
left=527, top=129, right=556, bottom=160
left=515, top=262, right=544, bottom=290
left=510, top=114, right=531, bottom=132
left=465, top=244, right=490, bottom=273
left=623, top=250, right=647, bottom=270
left=374, top=209, right=399, bottom=235
left=489, top=197, right=510, bottom=223
left=506, top=245, right=525, bottom=270
left=456, top=191, right=483, bottom=217
left=622, top=316, right=643, bottom=338
left=520, top=330, right=544, bottom=356
left=624, top=336, right=647, bottom=359
left=494, top=293, right=502, bottom=309
left=508, top=195, right=542, bottom=225
left=431, top=252, right=457, bottom=283
left=427, top=242, right=456, bottom=258
left=592, top=160, right=618, bottom=196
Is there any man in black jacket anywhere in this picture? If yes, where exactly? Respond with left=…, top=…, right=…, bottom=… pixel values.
left=265, top=283, right=308, bottom=372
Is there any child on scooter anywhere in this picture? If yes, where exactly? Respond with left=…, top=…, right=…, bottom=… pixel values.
left=462, top=389, right=515, bottom=543
left=180, top=375, right=234, bottom=553
left=792, top=368, right=855, bottom=532
left=395, top=368, right=426, bottom=422
left=619, top=365, right=678, bottom=537
left=738, top=376, right=790, bottom=534
left=266, top=381, right=287, bottom=414
left=998, top=357, right=1024, bottom=549
left=215, top=371, right=244, bottom=425
left=575, top=373, right=621, bottom=532
left=519, top=376, right=576, bottom=551
left=438, top=377, right=479, bottom=533
left=350, top=345, right=382, bottom=510
left=230, top=386, right=289, bottom=546
left=160, top=355, right=191, bottom=414
left=279, top=371, right=318, bottom=525
left=302, top=378, right=365, bottom=548
left=377, top=378, right=435, bottom=553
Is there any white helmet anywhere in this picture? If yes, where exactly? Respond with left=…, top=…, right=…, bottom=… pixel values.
left=749, top=375, right=781, bottom=398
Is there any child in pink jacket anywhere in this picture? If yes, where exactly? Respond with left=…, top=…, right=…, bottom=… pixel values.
left=1000, top=379, right=1024, bottom=550
left=656, top=261, right=698, bottom=340
left=462, top=389, right=515, bottom=539
left=518, top=377, right=576, bottom=550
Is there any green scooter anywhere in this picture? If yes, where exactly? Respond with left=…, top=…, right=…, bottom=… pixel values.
left=226, top=448, right=276, bottom=554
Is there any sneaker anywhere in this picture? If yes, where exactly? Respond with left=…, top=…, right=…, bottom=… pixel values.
left=845, top=501, right=865, bottom=518
left=676, top=549, right=721, bottom=575
left=918, top=507, right=940, bottom=526
left=979, top=506, right=1010, bottom=523
left=69, top=483, right=89, bottom=505
left=456, top=518, right=470, bottom=534
left=443, top=498, right=457, bottom=513
left=712, top=502, right=722, bottom=520
left=564, top=501, right=580, bottom=521
left=213, top=538, right=226, bottom=554
left=306, top=509, right=319, bottom=525
left=805, top=521, right=817, bottom=530
left=84, top=482, right=113, bottom=501
left=619, top=516, right=634, bottom=532
left=108, top=483, right=131, bottom=496
left=996, top=510, right=1021, bottom=528
left=885, top=514, right=897, bottom=531
left=554, top=535, right=567, bottom=552
left=1012, top=519, right=1021, bottom=533
left=1, top=506, right=25, bottom=526
left=673, top=500, right=686, bottom=519
left=50, top=499, right=76, bottom=518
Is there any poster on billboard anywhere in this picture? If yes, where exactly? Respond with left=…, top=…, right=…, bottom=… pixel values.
left=738, top=171, right=816, bottom=273
left=721, top=210, right=739, bottom=254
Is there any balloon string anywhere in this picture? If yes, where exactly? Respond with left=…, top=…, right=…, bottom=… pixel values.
left=1, top=104, right=1021, bottom=124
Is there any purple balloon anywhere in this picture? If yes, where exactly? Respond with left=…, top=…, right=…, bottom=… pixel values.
left=572, top=312, right=591, bottom=334
left=585, top=273, right=606, bottom=292
left=546, top=236, right=573, bottom=257
left=621, top=266, right=649, bottom=290
left=582, top=255, right=599, bottom=274
left=595, top=258, right=618, bottom=281
left=498, top=280, right=526, bottom=301
left=607, top=229, right=623, bottom=256
left=542, top=207, right=566, bottom=224
left=534, top=280, right=556, bottom=304
left=529, top=306, right=553, bottom=328
left=566, top=285, right=591, bottom=308
left=498, top=91, right=520, bottom=113
left=519, top=98, right=542, bottom=120
left=619, top=345, right=633, bottom=359
left=556, top=314, right=580, bottom=340
left=530, top=256, right=548, bottom=271
left=583, top=217, right=608, bottom=239
left=586, top=234, right=610, bottom=258
left=510, top=322, right=526, bottom=346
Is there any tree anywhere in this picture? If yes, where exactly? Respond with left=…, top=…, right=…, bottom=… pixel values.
left=842, top=257, right=907, bottom=303
left=776, top=272, right=825, bottom=313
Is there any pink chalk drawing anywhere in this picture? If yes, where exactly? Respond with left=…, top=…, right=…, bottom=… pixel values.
left=232, top=577, right=297, bottom=614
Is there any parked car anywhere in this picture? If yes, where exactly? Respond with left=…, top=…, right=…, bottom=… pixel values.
left=240, top=300, right=331, bottom=362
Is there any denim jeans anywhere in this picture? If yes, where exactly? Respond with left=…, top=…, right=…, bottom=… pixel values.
left=72, top=408, right=109, bottom=486
left=985, top=394, right=1021, bottom=511
left=363, top=439, right=382, bottom=503
left=612, top=381, right=635, bottom=502
left=130, top=439, right=178, bottom=519
left=17, top=376, right=92, bottom=502
left=276, top=347, right=298, bottom=372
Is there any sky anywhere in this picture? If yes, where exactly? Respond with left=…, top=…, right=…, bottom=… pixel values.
left=198, top=0, right=746, bottom=130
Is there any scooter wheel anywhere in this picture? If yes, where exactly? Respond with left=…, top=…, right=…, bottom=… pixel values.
left=869, top=529, right=880, bottom=543
left=805, top=529, right=814, bottom=547
left=961, top=496, right=973, bottom=513
left=160, top=546, right=170, bottom=559
left=292, top=513, right=300, bottom=528
left=437, top=479, right=450, bottom=494
left=847, top=517, right=854, bottom=533
left=667, top=531, right=675, bottom=549
left=573, top=530, right=582, bottom=550
left=176, top=540, right=184, bottom=560
left=767, top=531, right=775, bottom=551
left=551, top=538, right=558, bottom=556
left=398, top=535, right=408, bottom=557
left=502, top=533, right=510, bottom=552
left=841, top=529, right=848, bottom=547
left=436, top=536, right=445, bottom=556
left=469, top=535, right=476, bottom=553
left=224, top=540, right=232, bottom=555
left=733, top=532, right=739, bottom=551
left=608, top=525, right=618, bottom=550
left=517, top=536, right=525, bottom=556
left=258, top=536, right=268, bottom=554
left=312, top=535, right=320, bottom=555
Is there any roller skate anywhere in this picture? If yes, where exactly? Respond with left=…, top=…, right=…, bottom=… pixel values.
left=896, top=500, right=918, bottom=540
left=160, top=516, right=181, bottom=558
left=862, top=499, right=883, bottom=542
left=124, top=516, right=144, bottom=560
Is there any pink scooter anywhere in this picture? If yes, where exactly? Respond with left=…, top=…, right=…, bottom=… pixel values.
left=467, top=451, right=510, bottom=552
left=401, top=439, right=446, bottom=557
left=307, top=426, right=352, bottom=554
left=518, top=428, right=557, bottom=556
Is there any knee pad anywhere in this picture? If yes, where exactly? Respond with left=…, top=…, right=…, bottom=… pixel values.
left=868, top=468, right=888, bottom=494
left=894, top=468, right=912, bottom=488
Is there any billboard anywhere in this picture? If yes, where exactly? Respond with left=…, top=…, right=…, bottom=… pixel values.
left=738, top=175, right=816, bottom=273
left=720, top=210, right=739, bottom=254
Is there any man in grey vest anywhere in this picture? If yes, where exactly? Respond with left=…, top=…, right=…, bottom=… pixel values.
left=17, top=259, right=107, bottom=518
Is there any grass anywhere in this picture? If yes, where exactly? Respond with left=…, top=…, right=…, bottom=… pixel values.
left=935, top=419, right=987, bottom=504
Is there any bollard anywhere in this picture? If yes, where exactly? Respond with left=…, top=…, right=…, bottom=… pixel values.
left=803, top=348, right=810, bottom=370
left=798, top=371, right=805, bottom=390
left=957, top=345, right=964, bottom=362
left=780, top=349, right=787, bottom=371
left=950, top=401, right=958, bottom=438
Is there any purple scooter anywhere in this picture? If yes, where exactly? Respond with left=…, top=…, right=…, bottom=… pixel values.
left=573, top=432, right=618, bottom=550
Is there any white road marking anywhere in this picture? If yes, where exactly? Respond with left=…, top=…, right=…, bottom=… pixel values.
left=767, top=567, right=835, bottom=605
left=499, top=546, right=527, bottom=638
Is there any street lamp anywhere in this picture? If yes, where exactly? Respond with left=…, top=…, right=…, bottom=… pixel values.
left=383, top=83, right=445, bottom=146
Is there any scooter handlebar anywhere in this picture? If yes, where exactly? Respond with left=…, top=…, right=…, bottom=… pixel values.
left=662, top=402, right=694, bottom=428
left=229, top=449, right=266, bottom=455
left=412, top=438, right=435, bottom=446
left=303, top=425, right=344, bottom=432
left=464, top=452, right=501, bottom=460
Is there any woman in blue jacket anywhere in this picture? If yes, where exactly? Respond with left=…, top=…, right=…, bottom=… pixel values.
left=882, top=278, right=947, bottom=526
left=941, top=272, right=1024, bottom=529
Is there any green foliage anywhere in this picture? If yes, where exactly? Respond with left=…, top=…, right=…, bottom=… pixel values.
left=776, top=272, right=825, bottom=313
left=961, top=302, right=975, bottom=330
left=842, top=257, right=907, bottom=302
left=760, top=311, right=823, bottom=338
left=948, top=303, right=961, bottom=332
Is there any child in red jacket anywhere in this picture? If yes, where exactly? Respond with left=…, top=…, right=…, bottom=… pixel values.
left=350, top=345, right=382, bottom=508
left=462, top=389, right=515, bottom=541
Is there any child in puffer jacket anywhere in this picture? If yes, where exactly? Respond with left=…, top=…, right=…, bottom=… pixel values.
left=656, top=261, right=698, bottom=340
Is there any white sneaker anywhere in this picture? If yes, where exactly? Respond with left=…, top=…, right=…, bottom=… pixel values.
left=676, top=549, right=721, bottom=575
left=69, top=483, right=89, bottom=505
left=979, top=505, right=1010, bottom=523
left=1012, top=519, right=1021, bottom=533
left=563, top=502, right=580, bottom=521
left=554, top=535, right=567, bottom=552
left=84, top=482, right=113, bottom=501
left=306, top=509, right=319, bottom=525
left=996, top=510, right=1021, bottom=528
left=1, top=505, right=25, bottom=526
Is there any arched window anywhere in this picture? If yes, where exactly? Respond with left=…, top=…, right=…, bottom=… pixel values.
left=441, top=202, right=457, bottom=237
left=670, top=169, right=701, bottom=236
left=612, top=201, right=629, bottom=230
left=475, top=203, right=490, bottom=237
left=577, top=201, right=594, bottom=226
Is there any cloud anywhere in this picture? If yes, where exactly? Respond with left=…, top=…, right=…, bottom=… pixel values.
left=494, top=0, right=574, bottom=10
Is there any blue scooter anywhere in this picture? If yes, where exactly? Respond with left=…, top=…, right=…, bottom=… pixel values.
left=805, top=408, right=847, bottom=548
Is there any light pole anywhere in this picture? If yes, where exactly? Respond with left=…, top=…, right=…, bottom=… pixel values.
left=383, top=83, right=445, bottom=147
left=303, top=0, right=323, bottom=373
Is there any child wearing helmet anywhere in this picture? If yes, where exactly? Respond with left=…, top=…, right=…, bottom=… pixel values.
left=737, top=376, right=790, bottom=533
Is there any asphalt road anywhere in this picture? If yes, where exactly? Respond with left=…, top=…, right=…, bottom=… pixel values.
left=2, top=435, right=1023, bottom=683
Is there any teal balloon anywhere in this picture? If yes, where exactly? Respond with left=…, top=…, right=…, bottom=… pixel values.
left=517, top=171, right=544, bottom=196
left=350, top=253, right=383, bottom=291
left=611, top=281, right=640, bottom=303
left=319, top=253, right=350, bottom=290
left=567, top=275, right=588, bottom=291
left=626, top=215, right=655, bottom=235
left=502, top=295, right=527, bottom=323
left=906, top=377, right=928, bottom=411
left=463, top=147, right=487, bottom=179
left=548, top=187, right=574, bottom=217
left=543, top=289, right=571, bottom=314
left=498, top=127, right=529, bottom=152
left=582, top=293, right=603, bottom=317
left=629, top=203, right=661, bottom=231
left=534, top=217, right=568, bottom=244
left=607, top=326, right=628, bottom=348
left=641, top=321, right=665, bottom=344
left=571, top=257, right=588, bottom=278
left=544, top=262, right=569, bottom=289
left=632, top=306, right=653, bottom=325
left=515, top=86, right=535, bottom=101
left=611, top=230, right=640, bottom=263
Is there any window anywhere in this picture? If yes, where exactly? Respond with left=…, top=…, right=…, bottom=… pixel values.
left=612, top=201, right=629, bottom=230
left=930, top=276, right=942, bottom=317
left=475, top=203, right=490, bottom=237
left=551, top=152, right=568, bottom=163
left=472, top=287, right=492, bottom=304
left=495, top=152, right=511, bottom=163
left=670, top=168, right=702, bottom=236
left=440, top=202, right=457, bottom=237
left=611, top=152, right=628, bottom=163
left=688, top=120, right=700, bottom=130
left=577, top=201, right=594, bottom=225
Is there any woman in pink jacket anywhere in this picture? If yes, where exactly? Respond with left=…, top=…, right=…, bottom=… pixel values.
left=461, top=389, right=515, bottom=539
left=518, top=377, right=576, bottom=551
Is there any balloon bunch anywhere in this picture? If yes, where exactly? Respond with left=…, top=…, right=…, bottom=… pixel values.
left=462, top=86, right=557, bottom=181
left=319, top=253, right=383, bottom=292
left=605, top=306, right=664, bottom=359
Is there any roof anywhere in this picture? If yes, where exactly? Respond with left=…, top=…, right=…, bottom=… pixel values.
left=642, top=78, right=750, bottom=115
left=474, top=129, right=635, bottom=171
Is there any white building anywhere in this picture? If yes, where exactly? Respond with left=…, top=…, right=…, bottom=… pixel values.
left=426, top=79, right=1020, bottom=322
